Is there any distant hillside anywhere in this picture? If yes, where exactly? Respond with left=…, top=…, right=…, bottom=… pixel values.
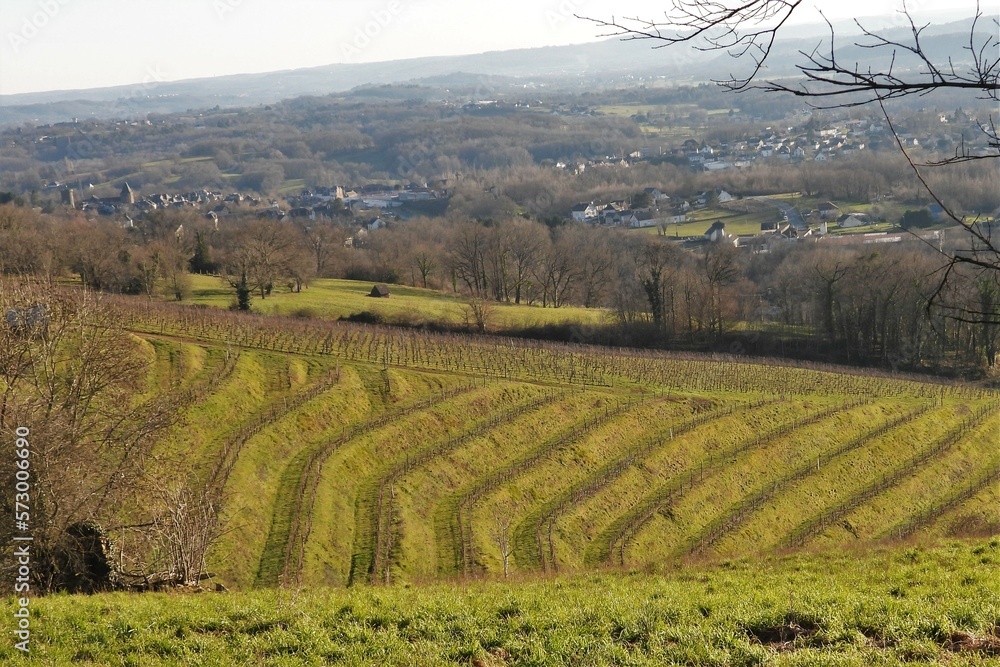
left=0, top=17, right=985, bottom=125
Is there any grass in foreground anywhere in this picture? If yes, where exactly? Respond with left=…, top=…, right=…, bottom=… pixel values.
left=4, top=540, right=997, bottom=666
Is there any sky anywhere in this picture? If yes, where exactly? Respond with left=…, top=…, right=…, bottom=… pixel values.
left=0, top=0, right=990, bottom=95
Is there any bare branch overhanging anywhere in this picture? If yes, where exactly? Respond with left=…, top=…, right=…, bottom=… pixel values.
left=578, top=1, right=998, bottom=100
left=580, top=0, right=1000, bottom=328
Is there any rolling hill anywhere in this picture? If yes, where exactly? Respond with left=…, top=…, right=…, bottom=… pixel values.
left=116, top=297, right=999, bottom=591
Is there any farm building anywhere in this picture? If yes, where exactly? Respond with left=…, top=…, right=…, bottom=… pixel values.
left=369, top=284, right=390, bottom=298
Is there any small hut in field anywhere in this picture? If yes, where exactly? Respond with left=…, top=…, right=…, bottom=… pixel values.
left=369, top=284, right=390, bottom=298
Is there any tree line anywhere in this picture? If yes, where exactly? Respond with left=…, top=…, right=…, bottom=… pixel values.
left=2, top=202, right=997, bottom=375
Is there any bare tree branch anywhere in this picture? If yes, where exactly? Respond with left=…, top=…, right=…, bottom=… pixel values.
left=580, top=1, right=998, bottom=99
left=579, top=0, right=999, bottom=327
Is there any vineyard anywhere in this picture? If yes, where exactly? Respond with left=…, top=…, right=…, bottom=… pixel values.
left=114, top=299, right=998, bottom=590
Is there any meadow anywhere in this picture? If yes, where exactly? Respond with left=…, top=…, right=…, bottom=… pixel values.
left=180, top=274, right=609, bottom=331
left=3, top=540, right=997, bottom=665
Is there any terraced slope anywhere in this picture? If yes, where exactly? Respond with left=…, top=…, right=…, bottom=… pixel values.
left=123, top=302, right=998, bottom=588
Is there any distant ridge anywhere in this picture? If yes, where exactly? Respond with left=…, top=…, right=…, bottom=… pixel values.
left=0, top=17, right=981, bottom=125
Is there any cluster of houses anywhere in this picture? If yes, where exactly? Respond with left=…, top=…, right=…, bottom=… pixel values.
left=67, top=183, right=263, bottom=219
left=707, top=200, right=948, bottom=252
left=294, top=183, right=448, bottom=212
left=552, top=110, right=986, bottom=174
left=570, top=188, right=736, bottom=227
left=62, top=179, right=447, bottom=232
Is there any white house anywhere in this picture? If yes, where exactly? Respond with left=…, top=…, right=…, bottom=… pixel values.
left=571, top=202, right=599, bottom=222
left=837, top=213, right=870, bottom=228
left=705, top=221, right=730, bottom=242
left=818, top=202, right=840, bottom=219
left=644, top=187, right=668, bottom=202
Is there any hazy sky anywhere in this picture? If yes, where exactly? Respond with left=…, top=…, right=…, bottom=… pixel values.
left=0, top=0, right=990, bottom=95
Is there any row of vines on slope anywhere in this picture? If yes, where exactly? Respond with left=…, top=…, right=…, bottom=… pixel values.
left=112, top=297, right=987, bottom=399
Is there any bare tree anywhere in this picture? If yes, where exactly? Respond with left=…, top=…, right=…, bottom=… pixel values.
left=149, top=482, right=222, bottom=588
left=580, top=1, right=997, bottom=98
left=299, top=220, right=345, bottom=277
left=701, top=243, right=741, bottom=339
left=619, top=234, right=684, bottom=334
left=569, top=225, right=615, bottom=309
left=505, top=218, right=549, bottom=305
left=220, top=219, right=297, bottom=309
left=449, top=221, right=490, bottom=297
left=0, top=281, right=177, bottom=592
left=490, top=502, right=516, bottom=579
left=463, top=297, right=493, bottom=333
left=581, top=1, right=999, bottom=323
left=413, top=248, right=438, bottom=289
left=533, top=229, right=583, bottom=308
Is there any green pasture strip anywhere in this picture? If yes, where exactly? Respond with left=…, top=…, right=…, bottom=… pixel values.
left=782, top=401, right=1000, bottom=549
left=478, top=396, right=739, bottom=575
left=203, top=363, right=341, bottom=497
left=305, top=382, right=544, bottom=588
left=152, top=350, right=269, bottom=463
left=621, top=398, right=910, bottom=564
left=854, top=413, right=1000, bottom=541
left=181, top=274, right=608, bottom=330
left=394, top=388, right=606, bottom=582
left=135, top=337, right=177, bottom=397
left=210, top=365, right=379, bottom=589
left=4, top=540, right=998, bottom=666
left=517, top=397, right=782, bottom=574
left=925, top=475, right=1000, bottom=540
left=586, top=397, right=868, bottom=567
left=355, top=388, right=564, bottom=586
left=113, top=297, right=984, bottom=399
left=255, top=380, right=482, bottom=588
left=886, top=462, right=1000, bottom=541
left=183, top=351, right=297, bottom=473
left=350, top=385, right=545, bottom=583
left=436, top=392, right=666, bottom=578
left=703, top=399, right=995, bottom=558
left=687, top=401, right=936, bottom=556
left=564, top=397, right=824, bottom=569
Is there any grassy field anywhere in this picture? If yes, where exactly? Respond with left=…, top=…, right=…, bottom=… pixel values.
left=4, top=540, right=997, bottom=665
left=647, top=206, right=782, bottom=237
left=179, top=274, right=609, bottom=330
left=4, top=294, right=998, bottom=664
left=94, top=299, right=1000, bottom=596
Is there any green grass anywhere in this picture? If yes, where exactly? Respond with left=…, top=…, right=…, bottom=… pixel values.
left=179, top=274, right=609, bottom=330
left=87, top=301, right=1000, bottom=597
left=277, top=178, right=306, bottom=194
left=397, top=389, right=608, bottom=581
left=211, top=364, right=374, bottom=588
left=645, top=206, right=783, bottom=237
left=5, top=540, right=997, bottom=665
